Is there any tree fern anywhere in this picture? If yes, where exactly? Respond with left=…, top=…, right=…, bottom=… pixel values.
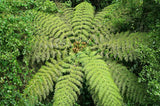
left=23, top=1, right=150, bottom=106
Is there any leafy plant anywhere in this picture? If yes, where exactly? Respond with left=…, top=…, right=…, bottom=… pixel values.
left=22, top=2, right=152, bottom=106
left=35, top=0, right=58, bottom=13
left=0, top=0, right=36, bottom=105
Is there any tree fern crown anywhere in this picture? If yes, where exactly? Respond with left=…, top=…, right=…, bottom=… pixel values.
left=23, top=1, right=148, bottom=106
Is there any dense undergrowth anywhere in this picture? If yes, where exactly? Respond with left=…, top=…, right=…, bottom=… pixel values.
left=0, top=0, right=58, bottom=105
left=0, top=0, right=160, bottom=106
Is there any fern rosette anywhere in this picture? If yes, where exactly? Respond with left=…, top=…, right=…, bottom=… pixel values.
left=23, top=1, right=149, bottom=106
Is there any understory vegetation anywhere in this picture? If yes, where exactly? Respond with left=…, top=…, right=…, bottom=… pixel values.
left=0, top=0, right=160, bottom=106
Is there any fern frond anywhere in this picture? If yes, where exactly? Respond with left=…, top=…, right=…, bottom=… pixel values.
left=94, top=3, right=118, bottom=27
left=30, top=35, right=68, bottom=63
left=23, top=58, right=62, bottom=105
left=106, top=60, right=147, bottom=104
left=105, top=31, right=146, bottom=61
left=71, top=2, right=94, bottom=42
left=29, top=35, right=53, bottom=63
left=53, top=64, right=83, bottom=106
left=33, top=11, right=72, bottom=39
left=29, top=10, right=73, bottom=63
left=90, top=3, right=119, bottom=54
left=93, top=3, right=118, bottom=36
left=56, top=2, right=74, bottom=24
left=77, top=51, right=123, bottom=106
left=92, top=3, right=130, bottom=48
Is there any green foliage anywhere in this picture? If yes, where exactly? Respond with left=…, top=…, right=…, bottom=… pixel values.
left=136, top=0, right=160, bottom=104
left=113, top=0, right=143, bottom=7
left=0, top=0, right=58, bottom=105
left=104, top=5, right=131, bottom=32
left=1, top=0, right=159, bottom=105
left=155, top=0, right=160, bottom=3
left=0, top=0, right=58, bottom=13
left=136, top=44, right=160, bottom=104
left=111, top=0, right=143, bottom=32
left=35, top=0, right=58, bottom=13
left=58, top=0, right=112, bottom=9
left=0, top=0, right=35, bottom=105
